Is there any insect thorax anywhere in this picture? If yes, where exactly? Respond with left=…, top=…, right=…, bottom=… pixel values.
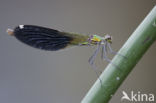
left=80, top=34, right=103, bottom=45
left=79, top=34, right=112, bottom=46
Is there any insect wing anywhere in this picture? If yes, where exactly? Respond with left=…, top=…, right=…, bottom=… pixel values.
left=13, top=25, right=73, bottom=51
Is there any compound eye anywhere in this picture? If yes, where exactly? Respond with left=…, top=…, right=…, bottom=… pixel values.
left=108, top=36, right=112, bottom=40
left=105, top=34, right=111, bottom=39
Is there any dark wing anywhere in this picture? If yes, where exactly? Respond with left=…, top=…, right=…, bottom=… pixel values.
left=13, top=25, right=73, bottom=51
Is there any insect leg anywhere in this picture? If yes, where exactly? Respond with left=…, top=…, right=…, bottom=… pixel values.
left=90, top=63, right=103, bottom=87
left=88, top=44, right=103, bottom=86
left=107, top=42, right=127, bottom=59
left=102, top=44, right=119, bottom=68
left=88, top=43, right=101, bottom=65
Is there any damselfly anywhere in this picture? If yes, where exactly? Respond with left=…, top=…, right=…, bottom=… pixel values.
left=7, top=25, right=124, bottom=84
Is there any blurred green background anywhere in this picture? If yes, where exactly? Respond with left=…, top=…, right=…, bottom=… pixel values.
left=0, top=0, right=156, bottom=103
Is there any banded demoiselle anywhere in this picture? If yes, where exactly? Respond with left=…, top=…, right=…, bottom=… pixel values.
left=7, top=25, right=124, bottom=85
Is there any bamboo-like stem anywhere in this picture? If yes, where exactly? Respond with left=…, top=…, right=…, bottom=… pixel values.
left=81, top=6, right=156, bottom=103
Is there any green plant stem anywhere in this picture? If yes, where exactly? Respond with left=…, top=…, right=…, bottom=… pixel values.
left=81, top=6, right=156, bottom=103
